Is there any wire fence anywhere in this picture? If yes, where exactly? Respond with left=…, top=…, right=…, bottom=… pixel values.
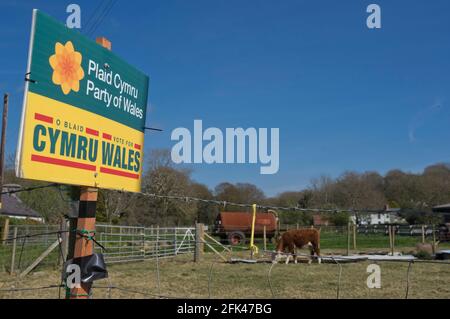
left=0, top=213, right=449, bottom=299
left=1, top=223, right=447, bottom=273
left=206, top=223, right=445, bottom=252
left=0, top=250, right=449, bottom=299
left=0, top=185, right=449, bottom=299
left=0, top=224, right=195, bottom=273
left=95, top=224, right=195, bottom=264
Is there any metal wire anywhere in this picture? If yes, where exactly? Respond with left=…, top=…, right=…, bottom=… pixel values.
left=267, top=262, right=277, bottom=298
left=405, top=261, right=413, bottom=299
left=0, top=179, right=393, bottom=216
left=330, top=256, right=342, bottom=299
left=207, top=260, right=217, bottom=299
left=1, top=230, right=69, bottom=243
left=1, top=183, right=57, bottom=195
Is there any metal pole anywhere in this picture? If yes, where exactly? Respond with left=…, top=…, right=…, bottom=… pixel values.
left=58, top=218, right=67, bottom=266
left=249, top=204, right=258, bottom=258
left=174, top=228, right=178, bottom=256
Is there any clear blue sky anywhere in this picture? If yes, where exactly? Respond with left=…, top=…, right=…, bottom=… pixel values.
left=1, top=0, right=450, bottom=196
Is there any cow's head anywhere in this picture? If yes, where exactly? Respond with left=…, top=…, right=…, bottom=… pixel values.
left=271, top=251, right=282, bottom=264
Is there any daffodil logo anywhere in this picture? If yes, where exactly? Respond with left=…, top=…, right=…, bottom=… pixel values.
left=49, top=41, right=85, bottom=95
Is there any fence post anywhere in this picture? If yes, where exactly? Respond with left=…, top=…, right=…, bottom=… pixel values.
left=432, top=225, right=436, bottom=255
left=1, top=217, right=9, bottom=245
left=346, top=223, right=351, bottom=256
left=194, top=223, right=204, bottom=262
left=393, top=226, right=396, bottom=255
left=142, top=227, right=145, bottom=259
left=421, top=225, right=425, bottom=244
left=174, top=228, right=178, bottom=256
left=66, top=187, right=98, bottom=299
left=10, top=226, right=17, bottom=275
left=119, top=226, right=122, bottom=257
left=388, top=225, right=392, bottom=254
left=156, top=225, right=160, bottom=258
left=263, top=225, right=267, bottom=251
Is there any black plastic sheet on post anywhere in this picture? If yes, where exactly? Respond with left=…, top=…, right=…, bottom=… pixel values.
left=63, top=253, right=108, bottom=283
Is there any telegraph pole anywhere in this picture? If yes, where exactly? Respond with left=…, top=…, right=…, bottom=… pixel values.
left=65, top=38, right=111, bottom=299
left=0, top=94, right=9, bottom=208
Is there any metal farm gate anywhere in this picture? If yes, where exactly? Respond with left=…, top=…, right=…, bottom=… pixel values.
left=95, top=225, right=196, bottom=264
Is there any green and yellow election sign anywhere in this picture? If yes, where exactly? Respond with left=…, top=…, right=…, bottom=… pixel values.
left=16, top=10, right=149, bottom=192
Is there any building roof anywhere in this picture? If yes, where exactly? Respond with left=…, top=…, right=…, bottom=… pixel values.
left=433, top=204, right=450, bottom=213
left=0, top=193, right=42, bottom=219
left=313, top=214, right=329, bottom=226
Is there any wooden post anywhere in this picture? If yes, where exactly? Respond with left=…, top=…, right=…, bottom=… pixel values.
left=119, top=226, right=122, bottom=256
left=66, top=187, right=98, bottom=299
left=20, top=238, right=62, bottom=278
left=0, top=94, right=9, bottom=210
left=421, top=225, right=425, bottom=244
left=96, top=37, right=112, bottom=50
left=388, top=225, right=391, bottom=254
left=352, top=224, right=357, bottom=250
left=2, top=218, right=9, bottom=245
left=388, top=225, right=395, bottom=255
left=156, top=225, right=159, bottom=258
left=194, top=223, right=204, bottom=262
left=263, top=225, right=267, bottom=251
left=392, top=226, right=395, bottom=255
left=318, top=228, right=321, bottom=250
left=141, top=228, right=145, bottom=259
left=346, top=222, right=351, bottom=256
left=65, top=37, right=111, bottom=299
left=10, top=226, right=17, bottom=275
left=432, top=225, right=436, bottom=255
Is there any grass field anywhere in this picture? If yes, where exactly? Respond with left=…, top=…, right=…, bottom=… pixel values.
left=1, top=248, right=449, bottom=299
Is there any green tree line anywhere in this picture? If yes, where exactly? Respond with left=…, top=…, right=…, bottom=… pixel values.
left=3, top=151, right=449, bottom=226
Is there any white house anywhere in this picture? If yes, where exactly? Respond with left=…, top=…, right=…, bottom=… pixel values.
left=351, top=207, right=405, bottom=225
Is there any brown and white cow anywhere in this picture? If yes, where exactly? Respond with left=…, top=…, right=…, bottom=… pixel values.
left=272, top=229, right=321, bottom=264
